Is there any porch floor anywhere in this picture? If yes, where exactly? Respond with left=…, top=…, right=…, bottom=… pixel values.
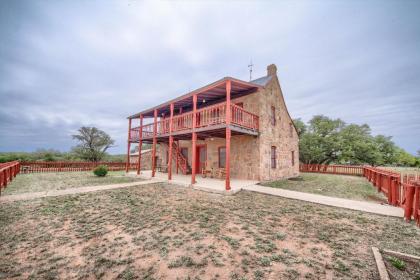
left=128, top=170, right=259, bottom=194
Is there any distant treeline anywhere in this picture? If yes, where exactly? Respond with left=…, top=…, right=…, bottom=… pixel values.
left=0, top=149, right=126, bottom=163
left=294, top=115, right=420, bottom=167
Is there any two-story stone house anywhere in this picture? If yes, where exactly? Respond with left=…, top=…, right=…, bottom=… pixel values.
left=126, top=64, right=299, bottom=190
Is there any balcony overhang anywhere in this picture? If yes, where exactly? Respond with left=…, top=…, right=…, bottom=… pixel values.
left=128, top=77, right=262, bottom=119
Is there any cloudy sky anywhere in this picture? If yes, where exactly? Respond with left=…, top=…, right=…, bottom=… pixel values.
left=0, top=0, right=419, bottom=155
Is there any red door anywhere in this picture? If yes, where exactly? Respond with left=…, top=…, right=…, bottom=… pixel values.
left=195, top=145, right=206, bottom=173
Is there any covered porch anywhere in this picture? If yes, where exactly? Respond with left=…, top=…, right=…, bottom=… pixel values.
left=126, top=77, right=262, bottom=191
left=133, top=170, right=259, bottom=194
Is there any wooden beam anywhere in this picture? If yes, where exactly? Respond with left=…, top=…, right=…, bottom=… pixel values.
left=191, top=94, right=198, bottom=185
left=225, top=80, right=231, bottom=191
left=136, top=115, right=143, bottom=175
left=152, top=109, right=158, bottom=177
left=168, top=103, right=174, bottom=180
left=125, top=118, right=132, bottom=173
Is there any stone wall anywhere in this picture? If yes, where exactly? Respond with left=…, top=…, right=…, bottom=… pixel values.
left=257, top=66, right=300, bottom=181
left=129, top=150, right=152, bottom=170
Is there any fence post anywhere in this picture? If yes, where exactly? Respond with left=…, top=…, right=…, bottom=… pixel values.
left=404, top=183, right=415, bottom=222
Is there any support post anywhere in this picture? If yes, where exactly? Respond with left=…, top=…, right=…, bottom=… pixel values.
left=225, top=80, right=231, bottom=191
left=152, top=109, right=158, bottom=177
left=176, top=140, right=179, bottom=174
left=126, top=118, right=132, bottom=173
left=168, top=103, right=174, bottom=180
left=136, top=115, right=143, bottom=175
left=191, top=94, right=198, bottom=185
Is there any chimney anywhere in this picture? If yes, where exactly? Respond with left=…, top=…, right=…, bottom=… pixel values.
left=267, top=64, right=277, bottom=76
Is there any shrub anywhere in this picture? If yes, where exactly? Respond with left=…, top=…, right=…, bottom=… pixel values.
left=388, top=256, right=406, bottom=270
left=93, top=165, right=108, bottom=177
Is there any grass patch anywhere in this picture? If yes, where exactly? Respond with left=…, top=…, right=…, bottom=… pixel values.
left=2, top=171, right=143, bottom=195
left=262, top=173, right=387, bottom=202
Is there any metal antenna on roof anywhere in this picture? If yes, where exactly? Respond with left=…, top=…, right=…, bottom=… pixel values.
left=248, top=59, right=254, bottom=81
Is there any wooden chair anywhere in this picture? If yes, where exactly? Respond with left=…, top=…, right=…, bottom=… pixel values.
left=215, top=168, right=226, bottom=179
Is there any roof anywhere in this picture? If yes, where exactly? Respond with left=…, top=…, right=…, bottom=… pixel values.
left=128, top=76, right=264, bottom=119
left=130, top=149, right=152, bottom=156
left=250, top=75, right=272, bottom=86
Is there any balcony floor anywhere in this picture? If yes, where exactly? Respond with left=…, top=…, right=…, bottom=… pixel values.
left=132, top=124, right=258, bottom=143
left=128, top=170, right=259, bottom=195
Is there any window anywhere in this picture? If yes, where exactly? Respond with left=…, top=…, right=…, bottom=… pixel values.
left=271, top=146, right=277, bottom=169
left=292, top=151, right=295, bottom=166
left=289, top=123, right=293, bottom=137
left=218, top=147, right=226, bottom=168
left=271, top=106, right=276, bottom=126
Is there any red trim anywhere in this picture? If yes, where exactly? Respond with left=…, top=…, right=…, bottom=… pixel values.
left=225, top=80, right=231, bottom=190
left=151, top=109, right=158, bottom=177
left=235, top=102, right=243, bottom=108
left=136, top=115, right=143, bottom=174
left=195, top=144, right=207, bottom=173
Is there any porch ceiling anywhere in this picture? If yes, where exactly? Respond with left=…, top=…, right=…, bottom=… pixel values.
left=128, top=77, right=262, bottom=119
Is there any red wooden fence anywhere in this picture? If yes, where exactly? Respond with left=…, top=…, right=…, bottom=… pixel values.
left=0, top=161, right=20, bottom=195
left=19, top=161, right=137, bottom=173
left=300, top=164, right=420, bottom=226
left=300, top=164, right=364, bottom=176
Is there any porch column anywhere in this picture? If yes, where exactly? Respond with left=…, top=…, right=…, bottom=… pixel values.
left=125, top=118, right=132, bottom=173
left=225, top=80, right=231, bottom=190
left=136, top=115, right=143, bottom=175
left=168, top=103, right=174, bottom=180
left=191, top=94, right=198, bottom=184
left=152, top=109, right=158, bottom=177
left=176, top=140, right=179, bottom=174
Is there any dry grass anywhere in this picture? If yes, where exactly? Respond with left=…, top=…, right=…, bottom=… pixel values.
left=2, top=171, right=143, bottom=195
left=1, top=183, right=419, bottom=279
left=262, top=173, right=387, bottom=203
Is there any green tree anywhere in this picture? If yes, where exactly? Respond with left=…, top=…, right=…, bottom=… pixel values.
left=293, top=118, right=306, bottom=137
left=71, top=127, right=115, bottom=162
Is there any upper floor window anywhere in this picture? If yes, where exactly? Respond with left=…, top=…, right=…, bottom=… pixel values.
left=271, top=106, right=276, bottom=126
left=289, top=123, right=293, bottom=137
left=271, top=146, right=277, bottom=169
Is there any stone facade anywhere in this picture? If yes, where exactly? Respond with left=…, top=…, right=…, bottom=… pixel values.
left=129, top=149, right=152, bottom=170
left=154, top=64, right=299, bottom=181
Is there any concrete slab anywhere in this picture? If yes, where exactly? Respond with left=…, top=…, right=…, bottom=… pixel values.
left=128, top=170, right=258, bottom=195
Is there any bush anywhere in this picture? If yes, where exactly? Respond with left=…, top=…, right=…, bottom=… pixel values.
left=93, top=165, right=108, bottom=177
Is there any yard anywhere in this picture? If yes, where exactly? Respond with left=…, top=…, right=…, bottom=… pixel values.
left=262, top=173, right=388, bottom=203
left=2, top=171, right=143, bottom=195
left=1, top=175, right=420, bottom=279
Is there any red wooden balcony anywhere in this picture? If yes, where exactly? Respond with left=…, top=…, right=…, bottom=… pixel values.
left=129, top=102, right=258, bottom=142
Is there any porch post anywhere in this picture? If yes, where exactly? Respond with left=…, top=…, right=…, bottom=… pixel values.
left=176, top=140, right=179, bottom=174
left=225, top=80, right=231, bottom=190
left=191, top=94, right=198, bottom=184
left=168, top=103, right=174, bottom=180
left=136, top=115, right=143, bottom=175
left=126, top=118, right=132, bottom=173
left=152, top=109, right=158, bottom=177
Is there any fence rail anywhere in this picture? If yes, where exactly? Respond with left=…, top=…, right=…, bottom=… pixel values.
left=0, top=161, right=20, bottom=195
left=19, top=161, right=137, bottom=173
left=300, top=164, right=420, bottom=226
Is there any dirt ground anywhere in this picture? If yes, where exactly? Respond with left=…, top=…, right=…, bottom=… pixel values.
left=1, top=183, right=420, bottom=280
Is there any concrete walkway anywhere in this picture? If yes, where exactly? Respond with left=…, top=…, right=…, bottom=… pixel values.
left=243, top=185, right=404, bottom=217
left=0, top=179, right=164, bottom=203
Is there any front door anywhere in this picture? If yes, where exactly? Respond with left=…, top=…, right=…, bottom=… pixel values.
left=195, top=145, right=207, bottom=173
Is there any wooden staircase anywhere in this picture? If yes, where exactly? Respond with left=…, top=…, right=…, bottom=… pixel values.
left=163, top=142, right=191, bottom=175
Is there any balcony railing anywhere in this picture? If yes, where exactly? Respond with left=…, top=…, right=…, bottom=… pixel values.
left=130, top=102, right=259, bottom=141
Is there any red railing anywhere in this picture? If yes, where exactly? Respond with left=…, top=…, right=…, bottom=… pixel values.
left=20, top=161, right=136, bottom=173
left=300, top=164, right=420, bottom=226
left=300, top=164, right=364, bottom=176
left=231, top=104, right=259, bottom=130
left=0, top=161, right=20, bottom=195
left=130, top=102, right=259, bottom=141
